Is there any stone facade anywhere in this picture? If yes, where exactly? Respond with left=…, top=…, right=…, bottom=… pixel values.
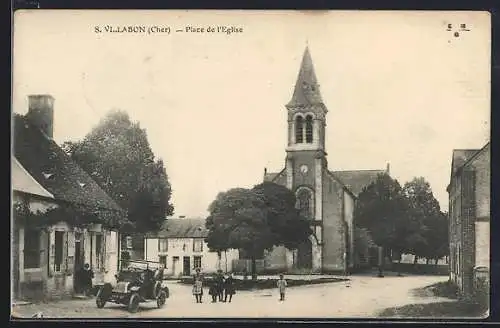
left=448, top=142, right=490, bottom=299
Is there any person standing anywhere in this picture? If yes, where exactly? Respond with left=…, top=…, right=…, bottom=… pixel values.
left=277, top=274, right=287, bottom=301
left=216, top=270, right=225, bottom=302
left=192, top=277, right=203, bottom=303
left=223, top=273, right=236, bottom=303
left=82, top=264, right=94, bottom=297
left=209, top=277, right=218, bottom=303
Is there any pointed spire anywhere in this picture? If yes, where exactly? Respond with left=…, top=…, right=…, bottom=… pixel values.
left=287, top=46, right=324, bottom=108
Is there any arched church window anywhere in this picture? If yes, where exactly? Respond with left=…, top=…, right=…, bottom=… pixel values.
left=305, top=115, right=313, bottom=143
left=296, top=188, right=314, bottom=219
left=295, top=116, right=304, bottom=143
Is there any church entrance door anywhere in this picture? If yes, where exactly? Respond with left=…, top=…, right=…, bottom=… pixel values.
left=296, top=238, right=312, bottom=270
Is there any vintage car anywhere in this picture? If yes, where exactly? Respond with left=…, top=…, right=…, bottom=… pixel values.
left=95, top=260, right=169, bottom=313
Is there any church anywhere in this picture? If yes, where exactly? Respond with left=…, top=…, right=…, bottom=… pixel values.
left=261, top=46, right=389, bottom=274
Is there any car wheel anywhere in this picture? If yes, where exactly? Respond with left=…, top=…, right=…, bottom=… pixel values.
left=96, top=288, right=107, bottom=308
left=128, top=293, right=140, bottom=313
left=157, top=291, right=166, bottom=308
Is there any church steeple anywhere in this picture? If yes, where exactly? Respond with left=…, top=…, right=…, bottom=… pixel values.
left=287, top=46, right=325, bottom=108
left=285, top=46, right=328, bottom=151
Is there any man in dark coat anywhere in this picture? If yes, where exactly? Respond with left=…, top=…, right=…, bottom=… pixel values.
left=215, top=270, right=225, bottom=302
left=81, top=263, right=94, bottom=296
left=223, top=273, right=236, bottom=303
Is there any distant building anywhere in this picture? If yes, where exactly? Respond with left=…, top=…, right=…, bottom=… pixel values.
left=12, top=95, right=125, bottom=301
left=447, top=142, right=490, bottom=299
left=144, top=218, right=239, bottom=277
left=260, top=47, right=389, bottom=274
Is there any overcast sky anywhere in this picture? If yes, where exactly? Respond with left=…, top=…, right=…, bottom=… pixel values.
left=13, top=10, right=490, bottom=218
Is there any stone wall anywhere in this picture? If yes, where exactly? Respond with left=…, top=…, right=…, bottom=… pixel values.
left=321, top=173, right=345, bottom=273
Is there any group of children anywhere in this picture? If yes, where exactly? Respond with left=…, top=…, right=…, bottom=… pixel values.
left=192, top=270, right=236, bottom=303
left=192, top=271, right=288, bottom=303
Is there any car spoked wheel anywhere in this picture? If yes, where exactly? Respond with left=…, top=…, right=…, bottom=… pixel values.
left=157, top=290, right=167, bottom=308
left=128, top=293, right=140, bottom=313
left=96, top=288, right=106, bottom=308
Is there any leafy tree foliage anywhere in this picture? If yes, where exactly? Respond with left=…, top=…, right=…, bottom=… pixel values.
left=62, top=110, right=174, bottom=233
left=205, top=182, right=312, bottom=280
left=354, top=173, right=410, bottom=257
left=403, top=177, right=448, bottom=263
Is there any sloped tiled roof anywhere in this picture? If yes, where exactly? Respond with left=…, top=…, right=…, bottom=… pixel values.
left=451, top=149, right=481, bottom=176
left=331, top=169, right=386, bottom=196
left=13, top=114, right=122, bottom=212
left=12, top=156, right=54, bottom=198
left=264, top=172, right=279, bottom=182
left=149, top=218, right=208, bottom=238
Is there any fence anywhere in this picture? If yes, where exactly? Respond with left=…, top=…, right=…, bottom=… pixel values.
left=231, top=259, right=266, bottom=275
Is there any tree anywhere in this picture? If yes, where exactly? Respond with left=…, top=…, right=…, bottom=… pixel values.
left=63, top=110, right=174, bottom=233
left=354, top=173, right=411, bottom=276
left=403, top=177, right=447, bottom=264
left=252, top=182, right=312, bottom=250
left=205, top=183, right=312, bottom=280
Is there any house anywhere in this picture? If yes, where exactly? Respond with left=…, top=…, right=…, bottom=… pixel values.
left=447, top=142, right=490, bottom=300
left=259, top=46, right=389, bottom=274
left=12, top=95, right=126, bottom=301
left=144, top=218, right=239, bottom=277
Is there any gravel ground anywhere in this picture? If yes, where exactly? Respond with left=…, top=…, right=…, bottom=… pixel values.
left=11, top=274, right=451, bottom=319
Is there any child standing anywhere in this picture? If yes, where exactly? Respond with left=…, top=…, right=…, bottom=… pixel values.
left=209, top=278, right=218, bottom=303
left=277, top=274, right=287, bottom=301
left=192, top=277, right=203, bottom=303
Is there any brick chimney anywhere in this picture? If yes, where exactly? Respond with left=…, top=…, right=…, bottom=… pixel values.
left=26, top=95, right=55, bottom=138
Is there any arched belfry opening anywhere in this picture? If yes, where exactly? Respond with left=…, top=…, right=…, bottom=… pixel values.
left=305, top=115, right=313, bottom=143
left=295, top=116, right=304, bottom=143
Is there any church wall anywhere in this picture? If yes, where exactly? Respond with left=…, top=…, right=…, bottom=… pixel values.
left=290, top=151, right=318, bottom=188
left=321, top=174, right=345, bottom=272
left=343, top=191, right=355, bottom=269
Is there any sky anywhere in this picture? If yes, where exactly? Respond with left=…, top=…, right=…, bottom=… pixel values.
left=13, top=10, right=491, bottom=218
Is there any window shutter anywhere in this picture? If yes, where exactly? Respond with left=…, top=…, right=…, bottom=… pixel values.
left=101, top=233, right=107, bottom=272
left=105, top=231, right=112, bottom=273
left=62, top=232, right=68, bottom=273
left=48, top=229, right=55, bottom=277
left=66, top=231, right=75, bottom=275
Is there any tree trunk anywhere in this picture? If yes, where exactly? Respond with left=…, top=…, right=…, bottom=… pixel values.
left=434, top=258, right=439, bottom=266
left=426, top=258, right=430, bottom=265
left=225, top=250, right=228, bottom=273
left=377, top=246, right=384, bottom=277
left=413, top=255, right=418, bottom=265
left=217, top=251, right=222, bottom=271
left=251, top=256, right=258, bottom=281
left=397, top=258, right=402, bottom=276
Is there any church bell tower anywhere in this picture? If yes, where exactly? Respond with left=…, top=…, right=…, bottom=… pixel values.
left=284, top=46, right=328, bottom=272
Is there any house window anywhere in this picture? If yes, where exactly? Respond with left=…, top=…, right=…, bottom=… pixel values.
left=295, top=116, right=304, bottom=143
left=158, top=239, right=168, bottom=252
left=193, top=256, right=202, bottom=269
left=24, top=228, right=40, bottom=269
left=125, top=236, right=133, bottom=249
left=159, top=255, right=167, bottom=268
left=305, top=115, right=313, bottom=143
left=95, top=234, right=103, bottom=270
left=54, top=231, right=64, bottom=272
left=193, top=239, right=203, bottom=252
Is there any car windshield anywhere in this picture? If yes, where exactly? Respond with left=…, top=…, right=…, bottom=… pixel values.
left=117, top=270, right=142, bottom=282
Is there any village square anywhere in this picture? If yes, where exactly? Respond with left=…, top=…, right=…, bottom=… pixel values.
left=11, top=12, right=490, bottom=320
